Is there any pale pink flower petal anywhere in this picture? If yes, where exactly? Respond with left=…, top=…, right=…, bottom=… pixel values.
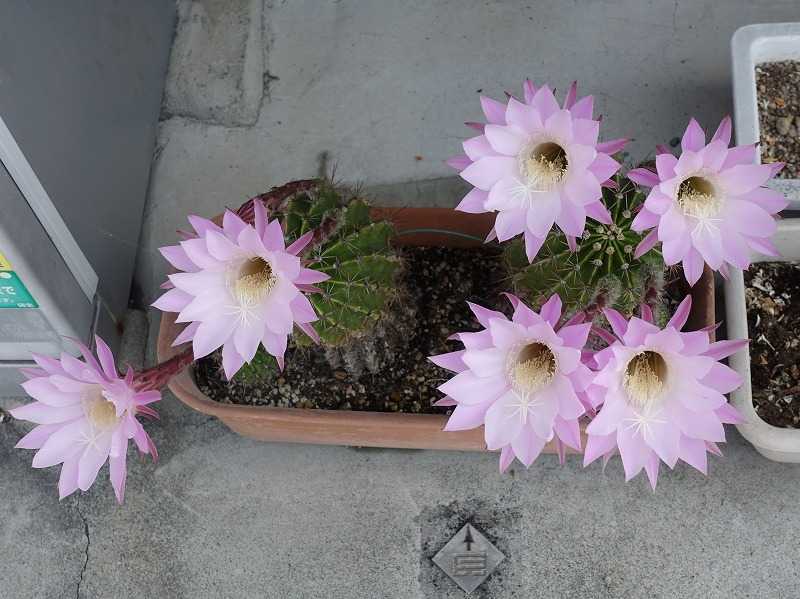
left=656, top=153, right=679, bottom=179
left=711, top=115, right=732, bottom=145
left=427, top=350, right=466, bottom=373
left=524, top=232, right=546, bottom=262
left=681, top=118, right=706, bottom=152
left=597, top=138, right=628, bottom=155
left=13, top=338, right=160, bottom=502
left=15, top=424, right=61, bottom=450
left=511, top=431, right=547, bottom=467
left=585, top=200, right=612, bottom=225
left=463, top=135, right=495, bottom=160
left=498, top=445, right=516, bottom=473
left=480, top=95, right=506, bottom=124
left=187, top=215, right=221, bottom=237
left=455, top=188, right=488, bottom=213
left=678, top=436, right=708, bottom=475
left=58, top=457, right=80, bottom=500
left=722, top=143, right=757, bottom=169
left=152, top=288, right=193, bottom=313
left=432, top=294, right=586, bottom=470
left=155, top=210, right=325, bottom=378
left=633, top=117, right=786, bottom=284
left=446, top=155, right=471, bottom=171
left=443, top=402, right=492, bottom=432
left=451, top=81, right=624, bottom=261
left=109, top=452, right=128, bottom=503
left=628, top=168, right=659, bottom=188
left=584, top=305, right=743, bottom=486
left=222, top=210, right=250, bottom=240
left=222, top=343, right=246, bottom=380
left=583, top=431, right=616, bottom=465
left=159, top=245, right=196, bottom=272
left=633, top=229, right=659, bottom=259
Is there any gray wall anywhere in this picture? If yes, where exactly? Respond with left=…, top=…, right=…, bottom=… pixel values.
left=0, top=1, right=175, bottom=324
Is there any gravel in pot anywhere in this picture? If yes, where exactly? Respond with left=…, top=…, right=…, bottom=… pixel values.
left=756, top=60, right=800, bottom=178
left=745, top=261, right=800, bottom=428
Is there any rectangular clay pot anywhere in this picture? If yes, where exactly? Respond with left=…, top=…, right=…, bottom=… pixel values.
left=157, top=207, right=715, bottom=451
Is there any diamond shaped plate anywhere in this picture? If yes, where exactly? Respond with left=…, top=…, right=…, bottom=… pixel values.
left=432, top=523, right=504, bottom=593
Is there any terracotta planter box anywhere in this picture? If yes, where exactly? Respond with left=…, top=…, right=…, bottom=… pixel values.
left=157, top=207, right=715, bottom=451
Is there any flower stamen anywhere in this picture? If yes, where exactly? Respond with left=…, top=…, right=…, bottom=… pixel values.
left=520, top=142, right=568, bottom=192
left=234, top=257, right=277, bottom=306
left=677, top=176, right=721, bottom=219
left=84, top=387, right=119, bottom=431
left=510, top=342, right=557, bottom=395
left=623, top=350, right=667, bottom=407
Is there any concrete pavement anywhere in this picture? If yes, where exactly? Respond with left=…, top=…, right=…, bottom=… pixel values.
left=3, top=388, right=800, bottom=598
left=4, top=1, right=800, bottom=597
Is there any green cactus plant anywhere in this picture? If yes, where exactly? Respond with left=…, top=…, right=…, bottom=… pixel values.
left=234, top=179, right=409, bottom=379
left=504, top=173, right=665, bottom=323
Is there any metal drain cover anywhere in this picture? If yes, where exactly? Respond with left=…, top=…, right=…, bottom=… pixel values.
left=432, top=523, right=504, bottom=593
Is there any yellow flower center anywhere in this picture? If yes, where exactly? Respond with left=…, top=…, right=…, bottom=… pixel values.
left=509, top=342, right=557, bottom=394
left=623, top=351, right=667, bottom=407
left=520, top=142, right=568, bottom=191
left=84, top=386, right=119, bottom=431
left=234, top=257, right=277, bottom=306
left=677, top=176, right=721, bottom=219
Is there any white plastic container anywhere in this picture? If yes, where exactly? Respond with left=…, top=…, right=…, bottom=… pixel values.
left=732, top=23, right=800, bottom=209
left=725, top=219, right=800, bottom=462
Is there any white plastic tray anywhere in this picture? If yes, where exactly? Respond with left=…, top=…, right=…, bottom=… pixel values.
left=732, top=23, right=800, bottom=209
left=725, top=219, right=800, bottom=462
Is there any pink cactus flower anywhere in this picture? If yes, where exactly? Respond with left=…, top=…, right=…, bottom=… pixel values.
left=584, top=296, right=746, bottom=488
left=430, top=294, right=593, bottom=471
left=628, top=117, right=788, bottom=286
left=11, top=337, right=160, bottom=503
left=152, top=200, right=329, bottom=378
left=448, top=80, right=626, bottom=261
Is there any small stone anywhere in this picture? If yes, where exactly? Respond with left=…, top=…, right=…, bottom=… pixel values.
left=333, top=370, right=347, bottom=380
left=775, top=97, right=786, bottom=108
left=776, top=116, right=793, bottom=135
